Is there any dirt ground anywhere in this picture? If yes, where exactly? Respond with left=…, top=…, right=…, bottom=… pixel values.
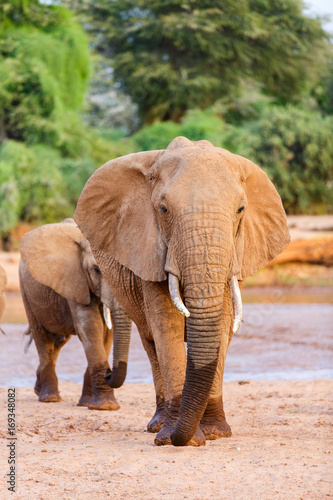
left=1, top=215, right=332, bottom=499
left=0, top=380, right=332, bottom=499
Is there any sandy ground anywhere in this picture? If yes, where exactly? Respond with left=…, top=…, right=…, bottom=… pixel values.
left=0, top=380, right=332, bottom=499
left=0, top=303, right=332, bottom=499
left=1, top=215, right=332, bottom=499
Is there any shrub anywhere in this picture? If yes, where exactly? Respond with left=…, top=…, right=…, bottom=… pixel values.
left=0, top=140, right=72, bottom=224
left=132, top=109, right=226, bottom=151
left=225, top=106, right=333, bottom=214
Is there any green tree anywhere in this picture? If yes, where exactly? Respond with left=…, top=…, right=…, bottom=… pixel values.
left=0, top=0, right=91, bottom=149
left=71, top=0, right=328, bottom=123
left=0, top=141, right=72, bottom=224
left=225, top=105, right=333, bottom=213
left=0, top=161, right=19, bottom=244
left=0, top=0, right=97, bottom=241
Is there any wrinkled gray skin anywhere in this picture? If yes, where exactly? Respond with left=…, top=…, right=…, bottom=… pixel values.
left=19, top=221, right=132, bottom=410
left=74, top=137, right=290, bottom=445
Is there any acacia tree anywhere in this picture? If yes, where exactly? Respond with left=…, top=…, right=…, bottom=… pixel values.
left=69, top=0, right=328, bottom=122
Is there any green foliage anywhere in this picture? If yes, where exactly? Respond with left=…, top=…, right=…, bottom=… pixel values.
left=0, top=0, right=97, bottom=237
left=74, top=0, right=328, bottom=123
left=132, top=109, right=226, bottom=150
left=312, top=53, right=333, bottom=115
left=132, top=121, right=182, bottom=151
left=59, top=156, right=96, bottom=205
left=0, top=141, right=73, bottom=226
left=0, top=161, right=20, bottom=235
left=0, top=0, right=90, bottom=146
left=89, top=131, right=136, bottom=165
left=0, top=0, right=332, bottom=244
left=129, top=105, right=333, bottom=214
left=225, top=106, right=333, bottom=214
left=0, top=130, right=136, bottom=235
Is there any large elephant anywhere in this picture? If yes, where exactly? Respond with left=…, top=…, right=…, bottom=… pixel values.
left=74, top=137, right=290, bottom=445
left=0, top=265, right=7, bottom=328
left=19, top=220, right=132, bottom=410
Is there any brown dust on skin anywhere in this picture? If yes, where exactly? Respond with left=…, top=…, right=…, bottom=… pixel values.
left=18, top=222, right=131, bottom=411
left=74, top=137, right=290, bottom=446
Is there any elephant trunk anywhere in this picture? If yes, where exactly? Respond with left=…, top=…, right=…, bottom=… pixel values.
left=166, top=213, right=232, bottom=446
left=105, top=300, right=132, bottom=389
left=171, top=277, right=225, bottom=446
left=169, top=273, right=242, bottom=333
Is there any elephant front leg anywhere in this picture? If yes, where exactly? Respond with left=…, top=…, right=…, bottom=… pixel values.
left=143, top=282, right=205, bottom=446
left=70, top=301, right=119, bottom=411
left=78, top=324, right=113, bottom=407
left=88, top=359, right=119, bottom=411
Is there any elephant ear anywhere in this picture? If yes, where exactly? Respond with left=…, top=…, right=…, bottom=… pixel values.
left=74, top=150, right=167, bottom=282
left=20, top=223, right=91, bottom=304
left=236, top=155, right=290, bottom=279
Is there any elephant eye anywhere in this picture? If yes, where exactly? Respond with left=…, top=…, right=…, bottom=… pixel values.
left=160, top=205, right=168, bottom=214
left=93, top=266, right=101, bottom=275
left=237, top=206, right=245, bottom=214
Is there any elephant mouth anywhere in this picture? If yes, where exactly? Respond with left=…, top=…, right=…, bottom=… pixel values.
left=168, top=273, right=242, bottom=333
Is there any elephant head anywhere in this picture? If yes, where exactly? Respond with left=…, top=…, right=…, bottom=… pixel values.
left=74, top=137, right=290, bottom=445
left=20, top=220, right=131, bottom=387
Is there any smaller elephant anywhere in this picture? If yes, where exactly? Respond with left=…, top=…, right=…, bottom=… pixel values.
left=19, top=220, right=132, bottom=410
left=0, top=264, right=7, bottom=330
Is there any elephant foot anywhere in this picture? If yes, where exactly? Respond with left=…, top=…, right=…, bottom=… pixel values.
left=77, top=394, right=91, bottom=407
left=155, top=424, right=206, bottom=446
left=200, top=421, right=231, bottom=439
left=147, top=398, right=165, bottom=433
left=88, top=396, right=120, bottom=411
left=35, top=368, right=61, bottom=402
left=38, top=387, right=62, bottom=403
left=34, top=381, right=41, bottom=397
left=200, top=396, right=232, bottom=439
left=87, top=362, right=120, bottom=411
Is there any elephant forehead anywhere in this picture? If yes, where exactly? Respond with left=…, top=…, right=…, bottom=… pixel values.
left=157, top=145, right=241, bottom=176
left=154, top=147, right=244, bottom=200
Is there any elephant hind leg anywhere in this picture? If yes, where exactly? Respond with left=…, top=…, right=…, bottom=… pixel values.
left=32, top=326, right=69, bottom=403
left=35, top=362, right=60, bottom=402
left=138, top=334, right=165, bottom=433
left=200, top=396, right=232, bottom=439
left=78, top=367, right=92, bottom=407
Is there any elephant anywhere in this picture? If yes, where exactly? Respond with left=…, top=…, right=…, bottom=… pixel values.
left=19, top=219, right=132, bottom=410
left=0, top=265, right=7, bottom=329
left=74, top=136, right=290, bottom=445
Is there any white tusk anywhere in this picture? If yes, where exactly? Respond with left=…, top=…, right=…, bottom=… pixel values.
left=168, top=273, right=190, bottom=318
left=230, top=276, right=242, bottom=333
left=103, top=304, right=112, bottom=329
